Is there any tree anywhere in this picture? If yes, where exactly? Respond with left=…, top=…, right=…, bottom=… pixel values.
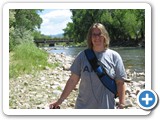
left=13, top=9, right=43, bottom=31
left=64, top=9, right=145, bottom=47
left=9, top=10, right=16, bottom=51
left=9, top=9, right=43, bottom=51
left=66, top=9, right=104, bottom=43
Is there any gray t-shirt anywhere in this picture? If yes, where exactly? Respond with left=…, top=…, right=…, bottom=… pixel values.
left=70, top=49, right=127, bottom=109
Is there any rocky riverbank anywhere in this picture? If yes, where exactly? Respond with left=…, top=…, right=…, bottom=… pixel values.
left=9, top=52, right=145, bottom=109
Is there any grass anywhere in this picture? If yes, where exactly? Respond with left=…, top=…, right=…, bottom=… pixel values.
left=9, top=42, right=59, bottom=78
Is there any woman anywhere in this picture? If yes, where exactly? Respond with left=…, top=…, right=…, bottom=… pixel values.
left=49, top=23, right=126, bottom=109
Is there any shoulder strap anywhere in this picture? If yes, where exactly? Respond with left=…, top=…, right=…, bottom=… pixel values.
left=84, top=49, right=118, bottom=97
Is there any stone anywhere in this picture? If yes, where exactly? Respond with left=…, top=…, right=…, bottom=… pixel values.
left=125, top=100, right=133, bottom=108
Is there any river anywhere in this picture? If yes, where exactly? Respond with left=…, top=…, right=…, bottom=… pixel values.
left=47, top=46, right=145, bottom=73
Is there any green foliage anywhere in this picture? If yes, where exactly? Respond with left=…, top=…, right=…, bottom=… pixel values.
left=9, top=27, right=34, bottom=51
left=65, top=9, right=104, bottom=43
left=9, top=42, right=56, bottom=78
left=14, top=9, right=43, bottom=30
left=9, top=9, right=43, bottom=51
left=32, top=31, right=42, bottom=39
left=9, top=10, right=16, bottom=27
left=63, top=22, right=74, bottom=39
left=64, top=9, right=145, bottom=47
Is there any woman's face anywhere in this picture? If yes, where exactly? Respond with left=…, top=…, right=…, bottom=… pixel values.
left=91, top=28, right=105, bottom=49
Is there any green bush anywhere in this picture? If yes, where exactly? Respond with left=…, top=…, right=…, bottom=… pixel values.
left=9, top=27, right=34, bottom=51
left=9, top=42, right=56, bottom=78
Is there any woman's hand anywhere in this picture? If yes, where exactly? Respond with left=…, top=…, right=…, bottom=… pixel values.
left=117, top=103, right=125, bottom=109
left=49, top=100, right=61, bottom=109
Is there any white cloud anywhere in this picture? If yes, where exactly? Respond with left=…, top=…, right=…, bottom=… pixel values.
left=39, top=9, right=72, bottom=35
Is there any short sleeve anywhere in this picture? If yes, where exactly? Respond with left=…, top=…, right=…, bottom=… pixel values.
left=70, top=52, right=82, bottom=77
left=114, top=52, right=127, bottom=81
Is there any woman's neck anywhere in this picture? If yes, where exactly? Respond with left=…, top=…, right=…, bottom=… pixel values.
left=93, top=46, right=105, bottom=52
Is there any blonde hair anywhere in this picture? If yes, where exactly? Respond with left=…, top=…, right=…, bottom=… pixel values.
left=87, top=23, right=110, bottom=49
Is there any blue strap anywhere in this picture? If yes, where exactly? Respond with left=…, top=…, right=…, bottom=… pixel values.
left=84, top=49, right=118, bottom=97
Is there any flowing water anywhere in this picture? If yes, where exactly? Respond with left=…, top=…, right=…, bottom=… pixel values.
left=48, top=46, right=145, bottom=73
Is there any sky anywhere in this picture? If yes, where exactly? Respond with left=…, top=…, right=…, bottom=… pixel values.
left=38, top=9, right=72, bottom=35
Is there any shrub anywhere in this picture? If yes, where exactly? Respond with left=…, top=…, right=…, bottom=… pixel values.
left=9, top=42, right=54, bottom=78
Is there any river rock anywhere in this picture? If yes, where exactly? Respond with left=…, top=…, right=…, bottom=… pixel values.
left=125, top=100, right=133, bottom=108
left=62, top=63, right=71, bottom=70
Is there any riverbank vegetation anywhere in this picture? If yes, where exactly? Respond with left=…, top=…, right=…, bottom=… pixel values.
left=9, top=42, right=60, bottom=78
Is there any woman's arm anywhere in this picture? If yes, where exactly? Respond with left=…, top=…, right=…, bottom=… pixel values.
left=116, top=80, right=126, bottom=109
left=49, top=73, right=80, bottom=108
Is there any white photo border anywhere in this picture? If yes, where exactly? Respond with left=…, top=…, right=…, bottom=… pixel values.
left=3, top=2, right=151, bottom=115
